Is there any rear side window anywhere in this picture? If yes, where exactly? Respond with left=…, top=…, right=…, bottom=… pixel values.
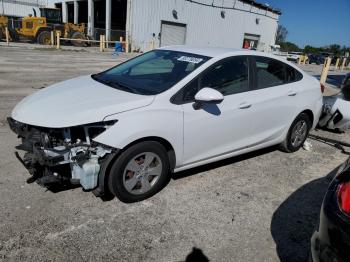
left=254, top=57, right=285, bottom=89
left=286, top=64, right=303, bottom=83
left=253, top=56, right=303, bottom=89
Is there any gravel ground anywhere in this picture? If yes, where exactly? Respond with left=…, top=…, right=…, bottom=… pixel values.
left=0, top=45, right=350, bottom=262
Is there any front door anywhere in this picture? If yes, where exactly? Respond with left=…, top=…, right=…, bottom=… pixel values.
left=181, top=56, right=257, bottom=165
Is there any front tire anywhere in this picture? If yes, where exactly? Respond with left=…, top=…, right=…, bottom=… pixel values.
left=71, top=31, right=87, bottom=47
left=108, top=141, right=170, bottom=203
left=37, top=31, right=51, bottom=45
left=280, top=113, right=312, bottom=153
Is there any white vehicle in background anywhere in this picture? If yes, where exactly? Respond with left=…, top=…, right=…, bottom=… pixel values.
left=287, top=51, right=303, bottom=62
left=270, top=44, right=288, bottom=60
left=8, top=46, right=323, bottom=202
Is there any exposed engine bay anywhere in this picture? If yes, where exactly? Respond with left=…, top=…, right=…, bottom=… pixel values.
left=7, top=117, right=116, bottom=193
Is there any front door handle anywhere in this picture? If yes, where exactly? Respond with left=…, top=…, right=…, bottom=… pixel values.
left=239, top=102, right=252, bottom=109
left=288, top=91, right=297, bottom=96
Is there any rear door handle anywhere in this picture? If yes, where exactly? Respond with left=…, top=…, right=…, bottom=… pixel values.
left=239, top=102, right=252, bottom=109
left=288, top=91, right=297, bottom=96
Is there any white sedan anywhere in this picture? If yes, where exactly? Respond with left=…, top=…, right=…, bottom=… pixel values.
left=8, top=46, right=323, bottom=202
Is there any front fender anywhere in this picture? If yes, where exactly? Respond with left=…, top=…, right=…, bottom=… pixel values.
left=93, top=106, right=184, bottom=166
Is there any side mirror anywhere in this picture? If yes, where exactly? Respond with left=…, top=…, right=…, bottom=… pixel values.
left=193, top=87, right=224, bottom=110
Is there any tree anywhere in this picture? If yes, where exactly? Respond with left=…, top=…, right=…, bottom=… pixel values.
left=280, top=41, right=300, bottom=52
left=304, top=45, right=319, bottom=54
left=328, top=44, right=341, bottom=56
left=276, top=25, right=288, bottom=45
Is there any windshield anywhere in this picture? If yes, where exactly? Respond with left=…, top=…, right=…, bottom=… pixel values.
left=40, top=8, right=61, bottom=23
left=92, top=50, right=210, bottom=95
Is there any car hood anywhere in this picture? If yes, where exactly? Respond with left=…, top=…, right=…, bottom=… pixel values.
left=11, top=75, right=154, bottom=128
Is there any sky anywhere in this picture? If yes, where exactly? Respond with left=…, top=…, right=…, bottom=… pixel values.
left=265, top=0, right=350, bottom=48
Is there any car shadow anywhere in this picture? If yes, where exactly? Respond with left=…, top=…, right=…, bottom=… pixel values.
left=172, top=145, right=276, bottom=180
left=183, top=247, right=209, bottom=262
left=44, top=182, right=81, bottom=193
left=270, top=164, right=341, bottom=262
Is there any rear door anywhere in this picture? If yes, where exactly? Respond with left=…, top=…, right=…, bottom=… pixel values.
left=160, top=21, right=186, bottom=47
left=245, top=56, right=303, bottom=143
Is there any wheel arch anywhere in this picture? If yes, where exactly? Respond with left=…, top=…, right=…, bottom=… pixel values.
left=300, top=109, right=314, bottom=127
left=121, top=136, right=176, bottom=172
left=94, top=136, right=177, bottom=198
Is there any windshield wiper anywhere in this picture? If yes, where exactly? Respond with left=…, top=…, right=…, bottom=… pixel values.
left=92, top=75, right=139, bottom=94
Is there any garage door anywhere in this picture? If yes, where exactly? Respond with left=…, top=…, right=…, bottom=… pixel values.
left=160, top=21, right=186, bottom=47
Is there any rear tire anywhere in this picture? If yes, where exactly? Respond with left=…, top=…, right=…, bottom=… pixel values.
left=279, top=113, right=312, bottom=153
left=108, top=141, right=170, bottom=203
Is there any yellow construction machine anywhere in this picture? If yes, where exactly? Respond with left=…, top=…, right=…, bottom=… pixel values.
left=0, top=8, right=88, bottom=46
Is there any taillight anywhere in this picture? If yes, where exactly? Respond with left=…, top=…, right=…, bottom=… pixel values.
left=337, top=182, right=350, bottom=214
left=320, top=83, right=325, bottom=93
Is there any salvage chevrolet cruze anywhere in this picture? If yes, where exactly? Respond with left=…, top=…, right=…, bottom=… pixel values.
left=8, top=46, right=323, bottom=202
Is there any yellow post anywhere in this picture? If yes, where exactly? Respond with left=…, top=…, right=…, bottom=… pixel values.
left=103, top=35, right=107, bottom=50
left=99, top=35, right=103, bottom=52
left=298, top=56, right=302, bottom=65
left=320, top=57, right=331, bottom=84
left=5, top=27, right=9, bottom=46
left=125, top=40, right=129, bottom=53
left=103, top=35, right=108, bottom=50
left=56, top=31, right=60, bottom=49
left=341, top=58, right=347, bottom=71
left=302, top=55, right=306, bottom=65
left=334, top=58, right=340, bottom=70
left=51, top=31, right=54, bottom=47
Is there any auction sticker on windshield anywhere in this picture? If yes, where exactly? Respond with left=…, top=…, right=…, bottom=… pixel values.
left=177, top=56, right=203, bottom=64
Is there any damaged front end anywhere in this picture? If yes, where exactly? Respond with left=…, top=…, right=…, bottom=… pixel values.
left=7, top=117, right=117, bottom=195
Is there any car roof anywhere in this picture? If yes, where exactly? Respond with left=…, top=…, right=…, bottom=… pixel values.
left=156, top=45, right=304, bottom=72
left=157, top=45, right=245, bottom=58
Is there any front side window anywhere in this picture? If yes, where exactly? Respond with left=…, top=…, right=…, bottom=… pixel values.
left=201, top=56, right=249, bottom=96
left=92, top=50, right=210, bottom=95
left=178, top=56, right=249, bottom=103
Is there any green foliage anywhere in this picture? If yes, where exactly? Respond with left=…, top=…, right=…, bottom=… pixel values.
left=280, top=42, right=350, bottom=56
left=303, top=44, right=350, bottom=56
left=280, top=42, right=300, bottom=52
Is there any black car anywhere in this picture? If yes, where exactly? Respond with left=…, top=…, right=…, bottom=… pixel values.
left=308, top=54, right=325, bottom=65
left=311, top=158, right=350, bottom=262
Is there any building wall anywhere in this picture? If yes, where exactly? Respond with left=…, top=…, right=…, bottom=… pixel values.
left=129, top=0, right=279, bottom=52
left=0, top=0, right=48, bottom=17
